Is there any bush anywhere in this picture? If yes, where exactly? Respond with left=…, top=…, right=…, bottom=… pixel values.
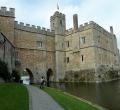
left=11, top=70, right=20, bottom=82
left=0, top=59, right=11, bottom=81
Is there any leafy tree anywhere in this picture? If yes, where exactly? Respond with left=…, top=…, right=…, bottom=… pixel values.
left=0, top=59, right=11, bottom=81
left=11, top=70, right=20, bottom=82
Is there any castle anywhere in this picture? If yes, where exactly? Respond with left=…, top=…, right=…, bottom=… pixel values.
left=0, top=7, right=120, bottom=83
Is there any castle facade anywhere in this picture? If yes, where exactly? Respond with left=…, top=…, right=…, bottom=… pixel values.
left=0, top=7, right=119, bottom=83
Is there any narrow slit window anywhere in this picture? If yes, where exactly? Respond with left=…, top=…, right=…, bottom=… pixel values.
left=66, top=41, right=69, bottom=47
left=67, top=57, right=69, bottom=63
left=81, top=55, right=84, bottom=62
left=60, top=20, right=62, bottom=26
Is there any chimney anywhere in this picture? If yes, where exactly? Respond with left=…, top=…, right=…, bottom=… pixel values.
left=110, top=26, right=113, bottom=34
left=73, top=14, right=78, bottom=30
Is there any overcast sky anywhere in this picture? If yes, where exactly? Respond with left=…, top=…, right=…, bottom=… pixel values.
left=0, top=0, right=120, bottom=48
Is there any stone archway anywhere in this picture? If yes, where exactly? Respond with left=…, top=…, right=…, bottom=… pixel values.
left=26, top=68, right=34, bottom=84
left=46, top=68, right=53, bottom=87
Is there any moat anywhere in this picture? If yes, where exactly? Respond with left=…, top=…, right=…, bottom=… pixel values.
left=51, top=79, right=120, bottom=110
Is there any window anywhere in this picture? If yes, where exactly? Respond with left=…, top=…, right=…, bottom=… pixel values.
left=37, top=41, right=43, bottom=48
left=98, top=36, right=100, bottom=43
left=81, top=55, right=84, bottom=62
left=66, top=41, right=69, bottom=47
left=67, top=57, right=69, bottom=63
left=53, top=23, right=54, bottom=27
left=62, top=43, right=64, bottom=48
left=60, top=20, right=62, bottom=26
left=80, top=37, right=85, bottom=44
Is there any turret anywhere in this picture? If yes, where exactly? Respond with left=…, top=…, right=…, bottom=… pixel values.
left=50, top=11, right=66, bottom=81
left=73, top=14, right=78, bottom=30
left=0, top=7, right=15, bottom=17
left=50, top=11, right=66, bottom=35
left=0, top=7, right=15, bottom=44
left=110, top=26, right=114, bottom=34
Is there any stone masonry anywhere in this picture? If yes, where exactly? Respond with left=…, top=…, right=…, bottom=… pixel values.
left=0, top=6, right=119, bottom=83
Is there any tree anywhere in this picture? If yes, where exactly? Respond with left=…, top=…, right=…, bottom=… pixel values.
left=0, top=59, right=11, bottom=81
left=11, top=70, right=20, bottom=82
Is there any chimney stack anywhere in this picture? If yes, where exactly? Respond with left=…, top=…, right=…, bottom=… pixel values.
left=110, top=26, right=113, bottom=34
left=73, top=14, right=78, bottom=30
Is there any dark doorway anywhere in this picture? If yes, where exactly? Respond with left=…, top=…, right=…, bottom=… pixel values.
left=26, top=68, right=34, bottom=84
left=46, top=68, right=53, bottom=87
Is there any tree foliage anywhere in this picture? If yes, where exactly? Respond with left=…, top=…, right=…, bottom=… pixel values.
left=11, top=70, right=20, bottom=82
left=0, top=59, right=11, bottom=81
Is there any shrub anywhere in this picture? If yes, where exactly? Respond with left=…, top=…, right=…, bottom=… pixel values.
left=11, top=70, right=20, bottom=82
left=0, top=59, right=11, bottom=81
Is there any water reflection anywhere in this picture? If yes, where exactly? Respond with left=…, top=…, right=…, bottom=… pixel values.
left=51, top=80, right=120, bottom=110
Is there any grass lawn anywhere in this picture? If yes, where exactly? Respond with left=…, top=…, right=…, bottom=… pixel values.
left=0, top=83, right=29, bottom=110
left=44, top=87, right=100, bottom=110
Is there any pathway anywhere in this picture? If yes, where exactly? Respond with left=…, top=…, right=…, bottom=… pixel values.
left=26, top=85, right=64, bottom=110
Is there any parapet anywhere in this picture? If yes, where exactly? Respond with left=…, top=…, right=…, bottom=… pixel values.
left=65, top=28, right=74, bottom=35
left=65, top=21, right=113, bottom=37
left=50, top=11, right=65, bottom=21
left=0, top=7, right=15, bottom=17
left=88, top=21, right=114, bottom=37
left=14, top=21, right=55, bottom=36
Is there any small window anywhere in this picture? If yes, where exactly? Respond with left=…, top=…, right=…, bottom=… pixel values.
left=81, top=55, right=84, bottom=62
left=80, top=37, right=85, bottom=44
left=60, top=20, right=62, bottom=26
left=37, top=41, right=43, bottom=48
left=67, top=57, right=69, bottom=63
left=62, top=43, right=64, bottom=48
left=66, top=41, right=69, bottom=47
left=98, top=36, right=100, bottom=43
left=53, top=23, right=54, bottom=27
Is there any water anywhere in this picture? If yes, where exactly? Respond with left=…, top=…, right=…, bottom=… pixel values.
left=51, top=80, right=120, bottom=110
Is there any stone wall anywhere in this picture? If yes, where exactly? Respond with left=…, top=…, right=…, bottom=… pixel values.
left=64, top=21, right=119, bottom=82
left=65, top=69, right=96, bottom=82
left=0, top=33, right=15, bottom=73
left=65, top=27, right=95, bottom=71
left=0, top=6, right=119, bottom=82
left=0, top=7, right=15, bottom=44
left=14, top=26, right=55, bottom=82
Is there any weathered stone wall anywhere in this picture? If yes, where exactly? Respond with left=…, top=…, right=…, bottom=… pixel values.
left=96, top=65, right=119, bottom=82
left=65, top=26, right=95, bottom=70
left=92, top=26, right=118, bottom=66
left=14, top=25, right=55, bottom=82
left=0, top=33, right=15, bottom=73
left=0, top=6, right=119, bottom=82
left=50, top=11, right=66, bottom=81
left=65, top=69, right=96, bottom=82
left=64, top=21, right=120, bottom=82
left=0, top=7, right=15, bottom=44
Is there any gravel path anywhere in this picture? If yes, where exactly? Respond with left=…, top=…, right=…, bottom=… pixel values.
left=26, top=85, right=64, bottom=110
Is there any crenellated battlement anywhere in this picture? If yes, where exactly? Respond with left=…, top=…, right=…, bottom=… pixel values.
left=14, top=21, right=55, bottom=36
left=50, top=11, right=65, bottom=21
left=0, top=7, right=15, bottom=17
left=65, top=21, right=112, bottom=37
left=65, top=28, right=74, bottom=35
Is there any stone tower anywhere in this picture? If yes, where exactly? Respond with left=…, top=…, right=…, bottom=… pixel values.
left=0, top=7, right=15, bottom=44
left=50, top=11, right=66, bottom=81
left=73, top=14, right=78, bottom=30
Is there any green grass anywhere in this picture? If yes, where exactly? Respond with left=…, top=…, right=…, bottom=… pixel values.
left=0, top=83, right=29, bottom=110
left=44, top=87, right=100, bottom=110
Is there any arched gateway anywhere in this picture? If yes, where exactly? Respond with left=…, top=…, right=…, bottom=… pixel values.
left=46, top=68, right=53, bottom=87
left=25, top=68, right=34, bottom=84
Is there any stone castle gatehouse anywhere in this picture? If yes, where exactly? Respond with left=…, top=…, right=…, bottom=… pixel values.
left=0, top=7, right=120, bottom=83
